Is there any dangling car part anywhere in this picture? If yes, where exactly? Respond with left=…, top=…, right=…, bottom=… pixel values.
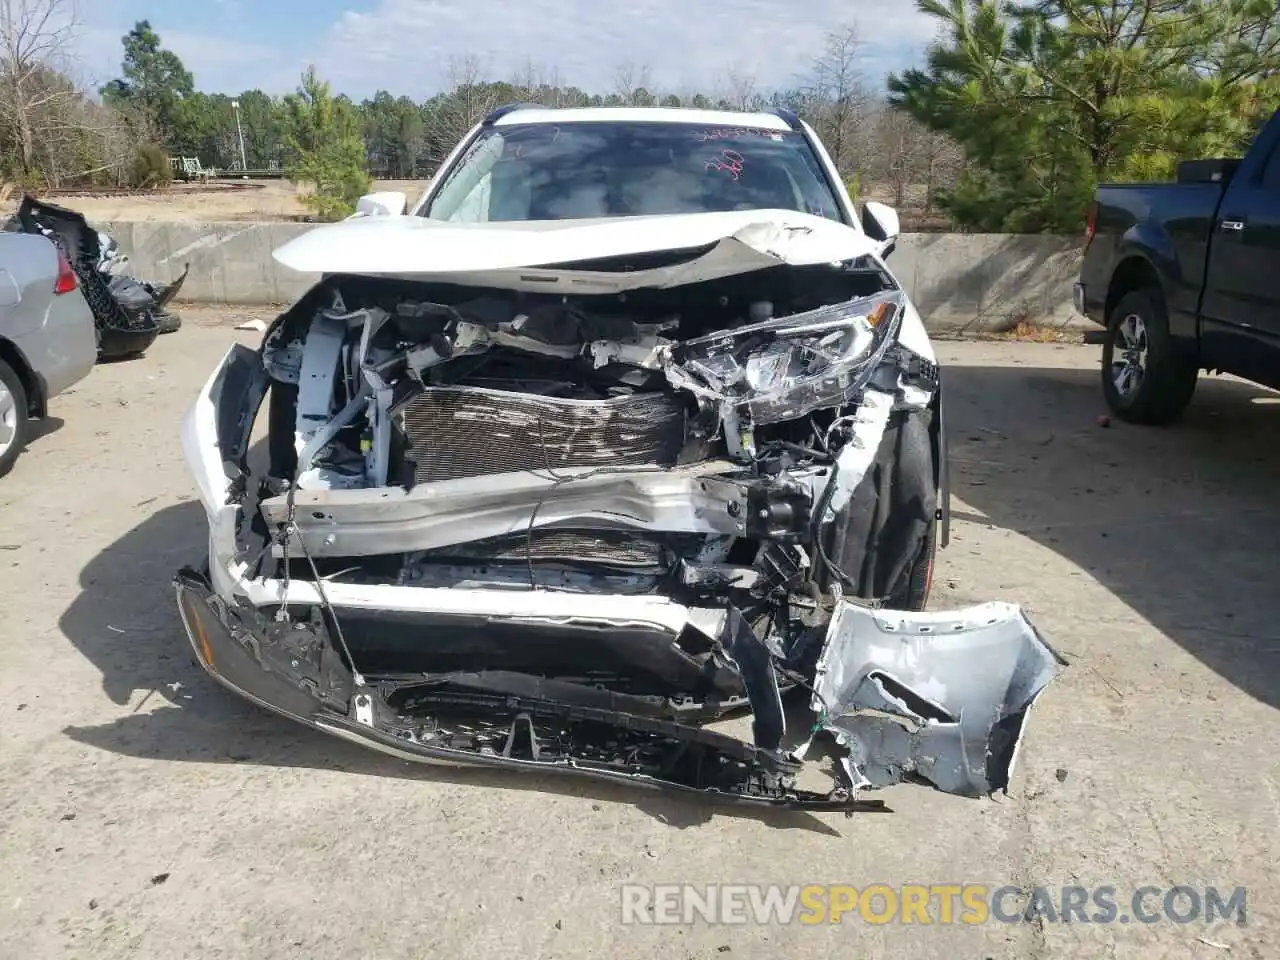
left=177, top=108, right=1063, bottom=810
left=97, top=227, right=189, bottom=335
left=9, top=197, right=189, bottom=356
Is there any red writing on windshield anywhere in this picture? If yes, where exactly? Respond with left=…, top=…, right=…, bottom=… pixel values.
left=704, top=148, right=745, bottom=180
left=695, top=127, right=781, bottom=142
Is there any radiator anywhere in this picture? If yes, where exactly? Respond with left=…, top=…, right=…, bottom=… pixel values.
left=417, top=529, right=689, bottom=569
left=397, top=386, right=687, bottom=485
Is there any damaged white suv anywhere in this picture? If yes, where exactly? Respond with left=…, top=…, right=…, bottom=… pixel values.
left=177, top=105, right=1062, bottom=810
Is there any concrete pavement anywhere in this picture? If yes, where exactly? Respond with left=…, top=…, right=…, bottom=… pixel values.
left=0, top=314, right=1274, bottom=958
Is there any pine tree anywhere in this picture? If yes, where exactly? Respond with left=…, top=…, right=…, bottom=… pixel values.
left=889, top=0, right=1280, bottom=231
left=282, top=67, right=372, bottom=220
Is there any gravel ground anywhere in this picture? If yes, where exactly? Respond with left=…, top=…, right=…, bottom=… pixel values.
left=1, top=310, right=1276, bottom=959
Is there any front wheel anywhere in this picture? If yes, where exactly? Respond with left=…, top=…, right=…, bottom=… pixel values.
left=889, top=520, right=937, bottom=611
left=1101, top=288, right=1198, bottom=425
left=819, top=407, right=939, bottom=612
left=0, top=358, right=31, bottom=478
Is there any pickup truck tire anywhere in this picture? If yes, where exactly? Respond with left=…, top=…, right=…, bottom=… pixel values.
left=0, top=358, right=31, bottom=478
left=1102, top=288, right=1198, bottom=425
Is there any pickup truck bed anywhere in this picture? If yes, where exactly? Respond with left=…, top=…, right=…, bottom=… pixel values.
left=1076, top=108, right=1280, bottom=424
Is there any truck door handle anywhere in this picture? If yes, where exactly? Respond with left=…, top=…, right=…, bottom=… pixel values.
left=1221, top=219, right=1246, bottom=232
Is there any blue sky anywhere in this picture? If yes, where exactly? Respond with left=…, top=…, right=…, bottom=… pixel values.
left=74, top=0, right=938, bottom=100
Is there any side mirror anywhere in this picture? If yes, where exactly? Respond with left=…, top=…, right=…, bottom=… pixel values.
left=354, top=191, right=407, bottom=217
left=861, top=201, right=901, bottom=257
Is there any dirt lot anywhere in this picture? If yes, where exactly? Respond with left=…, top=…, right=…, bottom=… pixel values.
left=5, top=180, right=426, bottom=223
left=0, top=314, right=1276, bottom=959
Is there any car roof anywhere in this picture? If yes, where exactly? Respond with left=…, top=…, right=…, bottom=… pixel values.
left=491, top=105, right=794, bottom=131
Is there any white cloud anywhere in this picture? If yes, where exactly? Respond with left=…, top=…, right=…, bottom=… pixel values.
left=315, top=0, right=935, bottom=98
left=65, top=0, right=936, bottom=97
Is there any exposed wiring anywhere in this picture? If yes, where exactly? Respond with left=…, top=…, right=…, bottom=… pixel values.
left=809, top=456, right=860, bottom=593
left=824, top=411, right=858, bottom=453
left=276, top=475, right=298, bottom=613
left=270, top=458, right=364, bottom=686
left=772, top=440, right=827, bottom=461
left=810, top=414, right=829, bottom=454
left=295, top=518, right=364, bottom=686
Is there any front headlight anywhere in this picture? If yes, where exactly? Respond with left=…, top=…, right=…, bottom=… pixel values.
left=664, top=291, right=904, bottom=423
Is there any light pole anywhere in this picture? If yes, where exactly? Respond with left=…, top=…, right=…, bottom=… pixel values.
left=231, top=100, right=248, bottom=172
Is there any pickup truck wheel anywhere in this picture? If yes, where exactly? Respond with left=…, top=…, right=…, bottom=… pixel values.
left=0, top=358, right=31, bottom=478
left=1102, top=288, right=1198, bottom=425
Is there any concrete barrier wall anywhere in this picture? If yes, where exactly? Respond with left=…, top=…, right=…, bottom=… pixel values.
left=102, top=220, right=1088, bottom=333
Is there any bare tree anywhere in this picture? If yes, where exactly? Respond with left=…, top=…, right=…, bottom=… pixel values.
left=801, top=24, right=872, bottom=176
left=423, top=54, right=501, bottom=161
left=721, top=65, right=762, bottom=112
left=872, top=104, right=923, bottom=207
left=0, top=0, right=80, bottom=179
left=917, top=127, right=964, bottom=212
left=612, top=61, right=654, bottom=105
left=859, top=101, right=964, bottom=217
left=510, top=56, right=540, bottom=97
left=533, top=63, right=570, bottom=107
left=510, top=59, right=575, bottom=107
left=39, top=90, right=150, bottom=186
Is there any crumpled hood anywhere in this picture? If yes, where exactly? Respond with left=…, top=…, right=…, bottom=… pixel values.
left=272, top=209, right=879, bottom=292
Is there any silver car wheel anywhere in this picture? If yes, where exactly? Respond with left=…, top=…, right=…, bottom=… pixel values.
left=1111, top=313, right=1149, bottom=399
left=0, top=380, right=16, bottom=457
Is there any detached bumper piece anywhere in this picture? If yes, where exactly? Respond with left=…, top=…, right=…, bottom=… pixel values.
left=14, top=196, right=163, bottom=359
left=812, top=601, right=1066, bottom=797
left=174, top=568, right=887, bottom=812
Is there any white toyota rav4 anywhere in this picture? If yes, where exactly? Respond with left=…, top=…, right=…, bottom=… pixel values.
left=177, top=105, right=1062, bottom=811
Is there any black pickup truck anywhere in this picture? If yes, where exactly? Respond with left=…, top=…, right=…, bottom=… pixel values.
left=1076, top=107, right=1280, bottom=424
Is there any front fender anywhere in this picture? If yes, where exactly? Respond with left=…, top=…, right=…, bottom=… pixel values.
left=931, top=370, right=949, bottom=549
left=182, top=343, right=268, bottom=565
left=1111, top=222, right=1197, bottom=338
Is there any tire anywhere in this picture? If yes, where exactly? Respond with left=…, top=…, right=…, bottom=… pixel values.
left=890, top=519, right=937, bottom=611
left=820, top=408, right=938, bottom=611
left=154, top=310, right=182, bottom=334
left=1101, top=288, right=1198, bottom=425
left=0, top=358, right=31, bottom=478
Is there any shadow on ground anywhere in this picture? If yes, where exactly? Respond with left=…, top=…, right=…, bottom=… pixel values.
left=943, top=362, right=1280, bottom=709
left=56, top=499, right=844, bottom=834
left=29, top=414, right=64, bottom=442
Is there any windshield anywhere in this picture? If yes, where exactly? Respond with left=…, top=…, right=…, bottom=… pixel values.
left=422, top=121, right=846, bottom=223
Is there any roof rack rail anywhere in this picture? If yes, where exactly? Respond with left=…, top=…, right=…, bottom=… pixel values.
left=768, top=107, right=804, bottom=132
left=483, top=103, right=546, bottom=126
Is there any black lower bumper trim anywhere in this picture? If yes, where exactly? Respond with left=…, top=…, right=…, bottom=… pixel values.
left=173, top=567, right=887, bottom=813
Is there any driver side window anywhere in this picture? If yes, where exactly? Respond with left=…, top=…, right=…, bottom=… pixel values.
left=447, top=173, right=492, bottom=222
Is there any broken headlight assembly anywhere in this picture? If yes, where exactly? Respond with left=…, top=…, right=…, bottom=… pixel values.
left=663, top=291, right=904, bottom=424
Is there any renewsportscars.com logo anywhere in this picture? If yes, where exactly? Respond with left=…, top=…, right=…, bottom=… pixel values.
left=620, top=884, right=1249, bottom=926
